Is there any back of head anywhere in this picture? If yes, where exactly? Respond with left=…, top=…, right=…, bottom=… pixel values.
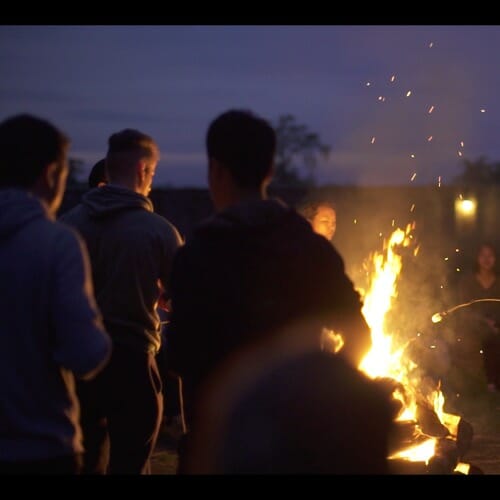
left=88, top=158, right=107, bottom=188
left=206, top=109, right=276, bottom=189
left=297, top=196, right=336, bottom=223
left=0, top=114, right=69, bottom=189
left=188, top=348, right=393, bottom=474
left=106, top=128, right=159, bottom=183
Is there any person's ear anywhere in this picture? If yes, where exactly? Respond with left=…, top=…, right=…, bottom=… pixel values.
left=136, top=160, right=147, bottom=181
left=43, top=161, right=61, bottom=190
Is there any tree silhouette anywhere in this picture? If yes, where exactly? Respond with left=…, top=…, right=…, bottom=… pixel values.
left=271, top=114, right=330, bottom=188
left=453, top=156, right=500, bottom=185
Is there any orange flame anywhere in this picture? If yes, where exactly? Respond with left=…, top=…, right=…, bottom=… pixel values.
left=357, top=225, right=443, bottom=463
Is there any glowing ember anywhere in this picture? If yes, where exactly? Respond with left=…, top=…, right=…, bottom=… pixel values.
left=410, top=173, right=417, bottom=181
left=406, top=91, right=412, bottom=97
left=428, top=105, right=435, bottom=114
left=438, top=176, right=442, bottom=187
left=458, top=151, right=463, bottom=157
left=480, top=108, right=486, bottom=113
left=460, top=141, right=464, bottom=147
left=429, top=42, right=434, bottom=48
left=454, top=463, right=471, bottom=474
left=389, top=438, right=437, bottom=464
left=371, top=136, right=376, bottom=144
left=390, top=75, right=396, bottom=82
left=366, top=82, right=371, bottom=86
left=427, top=136, right=433, bottom=142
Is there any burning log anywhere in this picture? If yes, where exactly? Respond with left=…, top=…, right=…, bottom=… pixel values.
left=427, top=437, right=459, bottom=474
left=456, top=418, right=474, bottom=460
left=387, top=420, right=420, bottom=455
left=416, top=401, right=449, bottom=438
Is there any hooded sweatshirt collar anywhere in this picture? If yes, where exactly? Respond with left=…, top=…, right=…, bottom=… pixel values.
left=81, top=184, right=153, bottom=219
left=0, top=188, right=50, bottom=239
left=196, top=198, right=296, bottom=236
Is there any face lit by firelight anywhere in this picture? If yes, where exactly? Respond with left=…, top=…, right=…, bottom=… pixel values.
left=311, top=205, right=337, bottom=241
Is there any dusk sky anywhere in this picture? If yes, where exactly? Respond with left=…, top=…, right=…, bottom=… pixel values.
left=1, top=25, right=499, bottom=187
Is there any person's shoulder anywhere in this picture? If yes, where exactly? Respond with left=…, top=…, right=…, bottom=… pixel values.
left=52, top=218, right=85, bottom=243
left=146, top=211, right=183, bottom=243
left=58, top=203, right=84, bottom=223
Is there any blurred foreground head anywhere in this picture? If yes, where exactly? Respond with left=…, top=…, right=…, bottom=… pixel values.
left=184, top=320, right=394, bottom=474
left=0, top=113, right=70, bottom=215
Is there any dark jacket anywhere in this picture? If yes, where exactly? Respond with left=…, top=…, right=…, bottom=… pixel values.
left=60, top=185, right=183, bottom=353
left=0, top=189, right=111, bottom=461
left=167, top=198, right=371, bottom=423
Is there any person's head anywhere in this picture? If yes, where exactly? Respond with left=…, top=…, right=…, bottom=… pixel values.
left=185, top=323, right=393, bottom=474
left=298, top=199, right=337, bottom=241
left=0, top=113, right=70, bottom=215
left=475, top=242, right=497, bottom=274
left=88, top=158, right=108, bottom=188
left=206, top=109, right=276, bottom=210
left=105, top=128, right=159, bottom=196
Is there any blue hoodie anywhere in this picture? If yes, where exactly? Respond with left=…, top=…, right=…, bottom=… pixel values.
left=0, top=189, right=111, bottom=461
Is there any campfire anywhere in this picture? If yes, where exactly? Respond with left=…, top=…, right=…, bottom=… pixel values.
left=354, top=224, right=476, bottom=474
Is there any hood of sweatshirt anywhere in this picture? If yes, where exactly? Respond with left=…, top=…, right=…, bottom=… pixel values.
left=0, top=189, right=49, bottom=239
left=195, top=198, right=307, bottom=240
left=81, top=184, right=153, bottom=219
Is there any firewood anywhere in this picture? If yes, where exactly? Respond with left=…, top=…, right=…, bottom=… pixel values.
left=427, top=437, right=459, bottom=474
left=416, top=401, right=449, bottom=438
left=455, top=418, right=473, bottom=459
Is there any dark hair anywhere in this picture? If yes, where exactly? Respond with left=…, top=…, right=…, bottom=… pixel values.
left=106, top=128, right=158, bottom=179
left=474, top=242, right=497, bottom=273
left=206, top=109, right=276, bottom=189
left=0, top=113, right=69, bottom=188
left=297, top=197, right=336, bottom=223
left=88, top=158, right=107, bottom=188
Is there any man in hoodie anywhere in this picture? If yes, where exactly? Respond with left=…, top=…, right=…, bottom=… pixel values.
left=167, top=109, right=373, bottom=471
left=0, top=114, right=112, bottom=474
left=60, top=129, right=183, bottom=474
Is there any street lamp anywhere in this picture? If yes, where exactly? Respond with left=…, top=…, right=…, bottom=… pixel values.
left=454, top=195, right=477, bottom=234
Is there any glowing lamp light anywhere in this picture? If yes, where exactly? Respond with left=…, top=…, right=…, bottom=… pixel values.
left=454, top=197, right=477, bottom=223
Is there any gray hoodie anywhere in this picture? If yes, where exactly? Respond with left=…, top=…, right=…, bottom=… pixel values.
left=0, top=189, right=111, bottom=461
left=60, top=185, right=183, bottom=353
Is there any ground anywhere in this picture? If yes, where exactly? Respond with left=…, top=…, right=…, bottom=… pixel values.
left=150, top=400, right=500, bottom=475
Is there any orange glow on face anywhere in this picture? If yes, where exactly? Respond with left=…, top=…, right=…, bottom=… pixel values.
left=311, top=205, right=337, bottom=241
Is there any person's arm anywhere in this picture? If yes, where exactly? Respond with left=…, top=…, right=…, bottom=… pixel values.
left=50, top=227, right=112, bottom=380
left=158, top=224, right=184, bottom=306
left=165, top=246, right=195, bottom=379
left=321, top=244, right=372, bottom=368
